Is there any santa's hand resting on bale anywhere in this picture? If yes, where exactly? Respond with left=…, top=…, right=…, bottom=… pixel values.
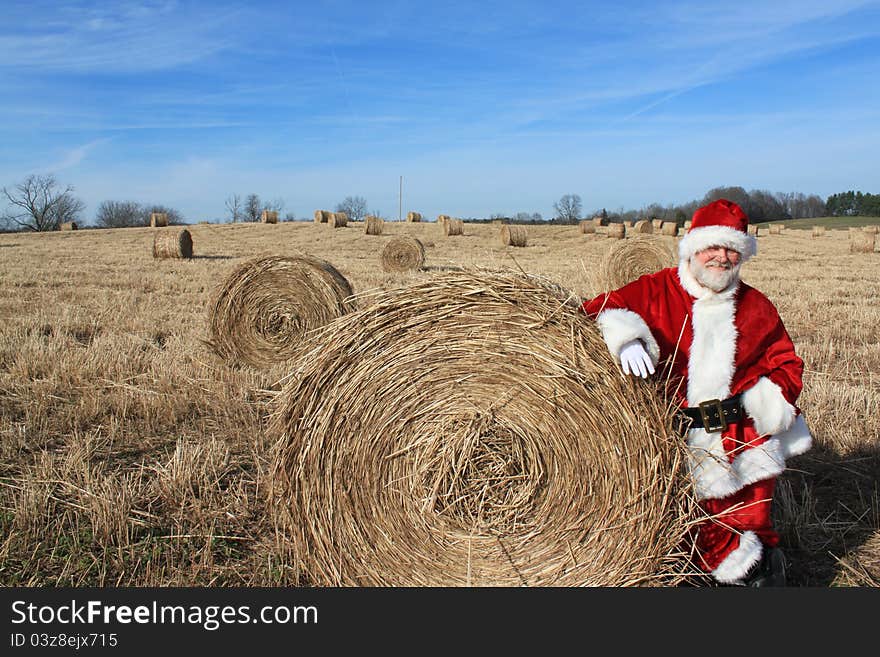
left=581, top=198, right=813, bottom=586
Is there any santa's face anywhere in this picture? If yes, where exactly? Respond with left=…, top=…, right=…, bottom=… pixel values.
left=691, top=246, right=742, bottom=292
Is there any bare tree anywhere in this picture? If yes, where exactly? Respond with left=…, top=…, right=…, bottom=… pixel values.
left=244, top=194, right=261, bottom=222
left=336, top=195, right=368, bottom=222
left=224, top=194, right=242, bottom=223
left=1, top=174, right=86, bottom=231
left=95, top=200, right=143, bottom=228
left=553, top=194, right=582, bottom=223
left=265, top=197, right=285, bottom=214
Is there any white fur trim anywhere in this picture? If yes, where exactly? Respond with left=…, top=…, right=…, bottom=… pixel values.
left=595, top=308, right=660, bottom=365
left=679, top=225, right=757, bottom=262
left=687, top=428, right=741, bottom=500
left=776, top=413, right=813, bottom=458
left=685, top=273, right=737, bottom=405
left=712, top=530, right=763, bottom=584
left=731, top=438, right=786, bottom=487
left=742, top=376, right=796, bottom=436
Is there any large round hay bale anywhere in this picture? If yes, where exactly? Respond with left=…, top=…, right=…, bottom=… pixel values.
left=152, top=228, right=193, bottom=259
left=850, top=231, right=876, bottom=253
left=579, top=220, right=596, bottom=234
left=606, top=223, right=625, bottom=239
left=652, top=219, right=664, bottom=230
left=206, top=254, right=355, bottom=368
left=406, top=211, right=422, bottom=223
left=812, top=226, right=825, bottom=238
left=150, top=212, right=168, bottom=227
left=329, top=212, right=348, bottom=228
left=365, top=215, right=384, bottom=235
left=661, top=222, right=679, bottom=237
left=500, top=225, right=528, bottom=247
left=314, top=210, right=330, bottom=223
left=632, top=220, right=653, bottom=234
left=443, top=218, right=464, bottom=236
left=382, top=237, right=425, bottom=272
left=267, top=271, right=694, bottom=586
left=596, top=235, right=676, bottom=291
left=60, top=221, right=78, bottom=231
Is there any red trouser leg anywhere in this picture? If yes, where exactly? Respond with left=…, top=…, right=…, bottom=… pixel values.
left=694, top=477, right=780, bottom=574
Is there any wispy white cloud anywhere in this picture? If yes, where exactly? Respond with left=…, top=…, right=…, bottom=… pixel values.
left=44, top=139, right=109, bottom=172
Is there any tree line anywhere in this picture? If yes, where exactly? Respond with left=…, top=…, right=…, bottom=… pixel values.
left=2, top=173, right=877, bottom=233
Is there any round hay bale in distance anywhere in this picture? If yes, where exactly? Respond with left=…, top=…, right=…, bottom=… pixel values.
left=747, top=225, right=759, bottom=237
left=152, top=228, right=193, bottom=259
left=406, top=211, right=423, bottom=222
left=329, top=212, right=348, bottom=228
left=443, top=218, right=464, bottom=236
left=206, top=254, right=355, bottom=368
left=596, top=235, right=676, bottom=291
left=261, top=210, right=279, bottom=224
left=632, top=220, right=653, bottom=234
left=812, top=226, right=825, bottom=238
left=769, top=224, right=781, bottom=235
left=661, top=222, right=679, bottom=237
left=267, top=271, right=694, bottom=586
left=314, top=210, right=331, bottom=223
left=579, top=220, right=596, bottom=234
left=150, top=212, right=168, bottom=228
left=500, top=224, right=528, bottom=247
left=651, top=219, right=664, bottom=230
left=850, top=231, right=876, bottom=253
left=382, top=236, right=426, bottom=272
left=606, top=223, right=626, bottom=239
left=864, top=225, right=879, bottom=234
left=60, top=221, right=78, bottom=231
left=365, top=215, right=384, bottom=235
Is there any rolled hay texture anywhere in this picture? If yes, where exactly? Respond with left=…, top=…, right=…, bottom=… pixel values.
left=500, top=225, right=528, bottom=247
left=831, top=528, right=880, bottom=587
left=661, top=222, right=679, bottom=237
left=206, top=254, right=355, bottom=368
left=596, top=235, right=676, bottom=291
left=632, top=220, right=653, bottom=234
left=406, top=211, right=423, bottom=223
left=329, top=212, right=348, bottom=228
left=266, top=271, right=695, bottom=586
left=579, top=220, right=596, bottom=234
left=150, top=212, right=168, bottom=227
left=60, top=221, right=77, bottom=231
left=812, top=226, right=826, bottom=238
left=365, top=215, right=384, bottom=235
left=443, top=218, right=464, bottom=236
left=850, top=231, right=876, bottom=253
left=382, top=236, right=426, bottom=272
left=769, top=224, right=782, bottom=235
left=652, top=219, right=664, bottom=230
left=314, top=210, right=331, bottom=223
left=152, top=228, right=193, bottom=259
left=261, top=210, right=279, bottom=224
left=592, top=216, right=607, bottom=227
left=607, top=223, right=626, bottom=239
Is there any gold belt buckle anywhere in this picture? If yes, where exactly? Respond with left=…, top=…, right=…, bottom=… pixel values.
left=699, top=399, right=727, bottom=432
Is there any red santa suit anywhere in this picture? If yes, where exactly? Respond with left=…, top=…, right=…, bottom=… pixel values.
left=581, top=199, right=813, bottom=584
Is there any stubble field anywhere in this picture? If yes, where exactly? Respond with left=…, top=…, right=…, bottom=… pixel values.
left=0, top=219, right=878, bottom=586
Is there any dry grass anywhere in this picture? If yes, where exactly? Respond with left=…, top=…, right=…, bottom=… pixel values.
left=0, top=221, right=878, bottom=587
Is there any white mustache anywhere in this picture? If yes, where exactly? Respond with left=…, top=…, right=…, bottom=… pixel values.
left=705, top=259, right=732, bottom=269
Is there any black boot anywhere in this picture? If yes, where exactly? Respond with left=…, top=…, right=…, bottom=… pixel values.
left=743, top=547, right=787, bottom=587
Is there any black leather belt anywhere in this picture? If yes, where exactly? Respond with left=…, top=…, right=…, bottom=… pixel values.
left=678, top=394, right=744, bottom=432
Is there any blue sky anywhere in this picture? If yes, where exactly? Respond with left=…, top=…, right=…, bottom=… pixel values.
left=1, top=0, right=878, bottom=223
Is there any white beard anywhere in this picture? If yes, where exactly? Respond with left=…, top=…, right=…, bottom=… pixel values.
left=690, top=258, right=741, bottom=292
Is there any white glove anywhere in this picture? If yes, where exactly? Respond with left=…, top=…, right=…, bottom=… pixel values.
left=618, top=339, right=655, bottom=378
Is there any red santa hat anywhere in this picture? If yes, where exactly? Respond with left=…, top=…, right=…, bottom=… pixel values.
left=678, top=198, right=758, bottom=263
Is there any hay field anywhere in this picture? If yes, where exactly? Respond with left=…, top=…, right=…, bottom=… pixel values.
left=0, top=220, right=878, bottom=586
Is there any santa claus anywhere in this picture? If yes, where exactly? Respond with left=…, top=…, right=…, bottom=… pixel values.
left=581, top=198, right=813, bottom=586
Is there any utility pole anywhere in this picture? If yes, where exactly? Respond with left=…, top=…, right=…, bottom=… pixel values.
left=399, top=175, right=402, bottom=222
